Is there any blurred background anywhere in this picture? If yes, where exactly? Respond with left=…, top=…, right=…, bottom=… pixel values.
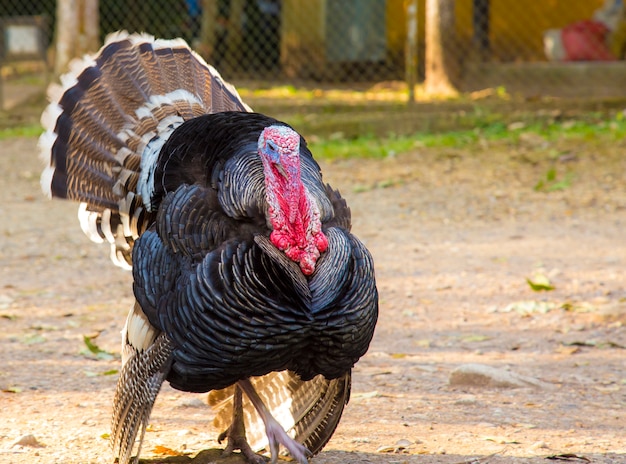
left=0, top=0, right=625, bottom=136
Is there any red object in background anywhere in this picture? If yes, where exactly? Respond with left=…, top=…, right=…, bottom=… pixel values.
left=561, top=20, right=616, bottom=61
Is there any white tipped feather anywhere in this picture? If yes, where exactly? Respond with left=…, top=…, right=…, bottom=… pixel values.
left=100, top=208, right=116, bottom=243
left=103, top=30, right=134, bottom=44
left=59, top=72, right=78, bottom=91
left=39, top=165, right=54, bottom=198
left=38, top=114, right=60, bottom=198
left=163, top=89, right=203, bottom=107
left=110, top=245, right=132, bottom=271
left=37, top=130, right=56, bottom=163
left=105, top=30, right=153, bottom=47
left=121, top=303, right=158, bottom=365
left=138, top=134, right=171, bottom=210
left=134, top=106, right=155, bottom=121
left=118, top=193, right=135, bottom=237
left=68, top=54, right=97, bottom=78
left=40, top=102, right=62, bottom=131
left=46, top=82, right=63, bottom=105
left=153, top=37, right=189, bottom=50
left=78, top=203, right=105, bottom=243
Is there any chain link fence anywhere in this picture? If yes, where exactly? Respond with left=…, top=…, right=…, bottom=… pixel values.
left=0, top=1, right=625, bottom=116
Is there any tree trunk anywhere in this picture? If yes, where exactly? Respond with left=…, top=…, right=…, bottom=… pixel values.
left=81, top=0, right=100, bottom=56
left=54, top=0, right=78, bottom=75
left=225, top=0, right=245, bottom=68
left=424, top=0, right=460, bottom=96
left=197, top=0, right=218, bottom=60
left=405, top=0, right=419, bottom=104
left=54, top=0, right=100, bottom=76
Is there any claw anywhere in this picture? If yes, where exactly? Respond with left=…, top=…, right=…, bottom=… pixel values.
left=264, top=414, right=311, bottom=464
left=219, top=385, right=268, bottom=464
left=238, top=378, right=311, bottom=464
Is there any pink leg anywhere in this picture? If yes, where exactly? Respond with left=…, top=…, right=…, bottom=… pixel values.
left=238, top=378, right=311, bottom=464
left=218, top=384, right=266, bottom=464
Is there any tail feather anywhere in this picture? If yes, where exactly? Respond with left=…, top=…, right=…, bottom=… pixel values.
left=292, top=372, right=351, bottom=454
left=209, top=371, right=351, bottom=457
left=111, top=331, right=174, bottom=464
left=40, top=31, right=251, bottom=268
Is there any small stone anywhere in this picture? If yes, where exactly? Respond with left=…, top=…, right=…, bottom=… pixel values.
left=449, top=363, right=552, bottom=389
left=455, top=395, right=478, bottom=405
left=395, top=438, right=413, bottom=449
left=177, top=397, right=207, bottom=408
left=530, top=440, right=549, bottom=450
left=12, top=434, right=45, bottom=448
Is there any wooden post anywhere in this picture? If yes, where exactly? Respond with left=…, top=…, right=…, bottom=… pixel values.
left=198, top=0, right=218, bottom=60
left=226, top=0, right=245, bottom=67
left=54, top=0, right=78, bottom=75
left=405, top=0, right=418, bottom=104
left=54, top=0, right=100, bottom=76
left=424, top=0, right=459, bottom=96
left=81, top=0, right=100, bottom=56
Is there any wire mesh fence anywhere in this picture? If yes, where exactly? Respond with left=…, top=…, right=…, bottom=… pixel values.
left=0, top=0, right=625, bottom=111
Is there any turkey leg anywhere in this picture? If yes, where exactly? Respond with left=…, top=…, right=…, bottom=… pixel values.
left=238, top=378, right=312, bottom=464
left=218, top=384, right=266, bottom=464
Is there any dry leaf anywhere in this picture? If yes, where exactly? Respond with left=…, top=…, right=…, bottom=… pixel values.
left=153, top=445, right=182, bottom=456
left=482, top=435, right=520, bottom=444
left=556, top=345, right=580, bottom=355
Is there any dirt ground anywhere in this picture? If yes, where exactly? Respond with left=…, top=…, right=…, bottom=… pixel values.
left=1, top=130, right=626, bottom=464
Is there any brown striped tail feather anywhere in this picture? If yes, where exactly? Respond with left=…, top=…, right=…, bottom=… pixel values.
left=39, top=31, right=251, bottom=268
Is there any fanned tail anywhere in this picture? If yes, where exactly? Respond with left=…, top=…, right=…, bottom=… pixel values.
left=39, top=31, right=251, bottom=268
left=209, top=371, right=351, bottom=457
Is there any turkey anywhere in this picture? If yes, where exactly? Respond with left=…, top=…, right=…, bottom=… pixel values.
left=39, top=32, right=378, bottom=464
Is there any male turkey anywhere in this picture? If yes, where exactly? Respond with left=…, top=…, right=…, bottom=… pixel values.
left=39, top=32, right=378, bottom=464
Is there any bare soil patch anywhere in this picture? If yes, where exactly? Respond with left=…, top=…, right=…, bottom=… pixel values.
left=1, top=132, right=625, bottom=463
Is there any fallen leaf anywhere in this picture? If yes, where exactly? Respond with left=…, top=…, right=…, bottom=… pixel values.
left=556, top=345, right=580, bottom=355
left=2, top=386, right=22, bottom=393
left=81, top=335, right=115, bottom=360
left=153, top=445, right=182, bottom=456
left=594, top=385, right=620, bottom=393
left=376, top=439, right=413, bottom=454
left=545, top=453, right=590, bottom=461
left=351, top=391, right=379, bottom=400
left=501, top=300, right=557, bottom=314
left=461, top=334, right=491, bottom=343
left=564, top=340, right=626, bottom=349
left=513, top=422, right=537, bottom=429
left=526, top=274, right=555, bottom=291
left=482, top=436, right=520, bottom=444
left=23, top=333, right=46, bottom=344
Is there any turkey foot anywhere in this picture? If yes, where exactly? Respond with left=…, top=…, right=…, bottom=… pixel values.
left=218, top=384, right=267, bottom=464
left=238, top=378, right=312, bottom=464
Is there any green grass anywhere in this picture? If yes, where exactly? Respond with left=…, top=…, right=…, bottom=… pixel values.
left=309, top=113, right=626, bottom=159
left=2, top=110, right=626, bottom=163
left=0, top=124, right=42, bottom=140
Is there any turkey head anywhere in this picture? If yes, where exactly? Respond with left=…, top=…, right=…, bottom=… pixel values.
left=258, top=125, right=328, bottom=275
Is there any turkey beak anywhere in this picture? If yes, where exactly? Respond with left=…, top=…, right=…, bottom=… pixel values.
left=275, top=162, right=288, bottom=180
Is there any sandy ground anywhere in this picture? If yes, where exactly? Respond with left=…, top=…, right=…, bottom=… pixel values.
left=1, top=131, right=626, bottom=464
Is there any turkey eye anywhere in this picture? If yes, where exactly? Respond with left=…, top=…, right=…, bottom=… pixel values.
left=266, top=141, right=277, bottom=153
